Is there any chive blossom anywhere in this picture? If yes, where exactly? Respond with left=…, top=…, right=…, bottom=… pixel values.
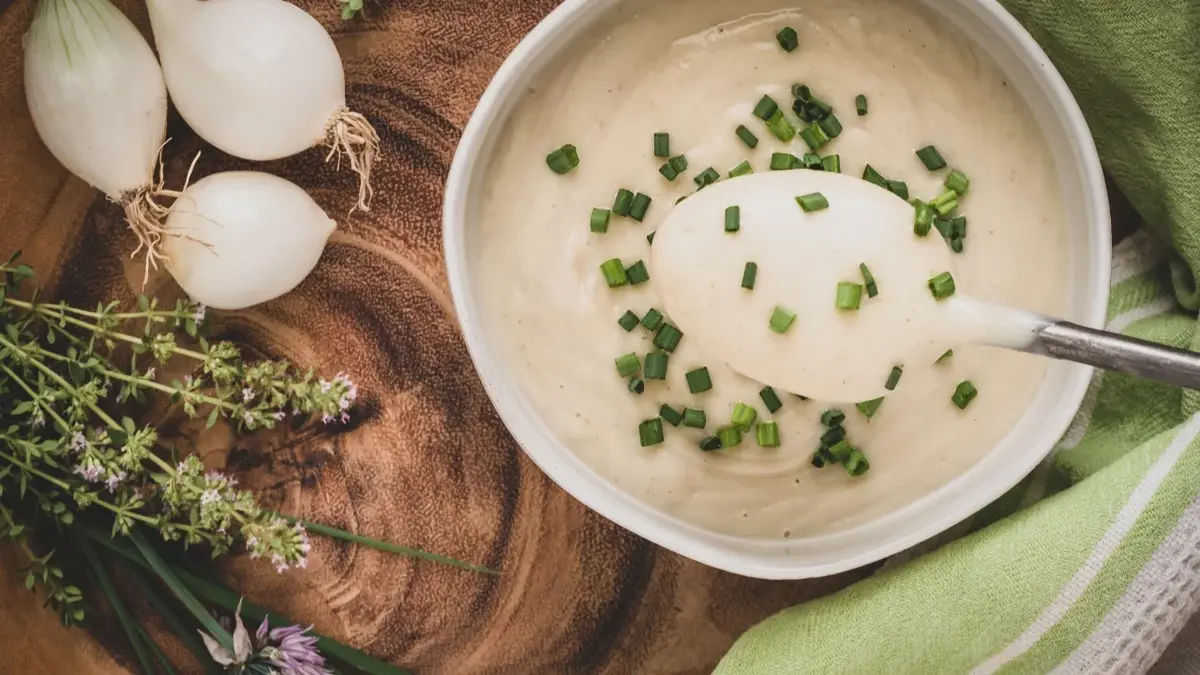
left=629, top=193, right=652, bottom=222
left=741, top=262, right=758, bottom=290
left=645, top=352, right=668, bottom=380
left=546, top=144, right=580, bottom=174
left=660, top=404, right=683, bottom=427
left=653, top=132, right=670, bottom=158
left=617, top=310, right=639, bottom=332
left=735, top=125, right=759, bottom=149
left=915, top=145, right=947, bottom=171
left=615, top=352, right=640, bottom=377
left=776, top=26, right=799, bottom=52
left=600, top=259, right=628, bottom=287
left=796, top=192, right=829, bottom=212
left=928, top=271, right=956, bottom=300
left=885, top=365, right=903, bottom=391
left=769, top=306, right=797, bottom=334
left=639, top=418, right=664, bottom=446
left=731, top=402, right=758, bottom=431
left=756, top=421, right=781, bottom=448
left=759, top=386, right=783, bottom=413
left=682, top=407, right=707, bottom=429
left=835, top=282, right=864, bottom=310
left=859, top=263, right=878, bottom=298
left=625, top=260, right=650, bottom=285
left=590, top=208, right=611, bottom=233
left=952, top=381, right=978, bottom=409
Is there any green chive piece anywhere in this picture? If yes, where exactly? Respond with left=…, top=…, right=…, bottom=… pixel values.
left=952, top=381, right=978, bottom=409
left=796, top=192, right=829, bottom=212
left=686, top=367, right=713, bottom=394
left=776, top=26, right=799, bottom=52
left=725, top=206, right=741, bottom=234
left=546, top=144, right=580, bottom=174
left=660, top=404, right=684, bottom=427
left=887, top=180, right=909, bottom=200
left=807, top=97, right=833, bottom=119
left=669, top=155, right=689, bottom=173
left=934, top=217, right=954, bottom=239
left=811, top=449, right=830, bottom=468
left=817, top=113, right=843, bottom=138
left=828, top=439, right=853, bottom=463
left=753, top=95, right=780, bottom=121
left=646, top=231, right=656, bottom=245
left=735, top=125, right=759, bottom=149
left=950, top=237, right=965, bottom=253
left=770, top=152, right=798, bottom=171
left=629, top=193, right=652, bottom=222
left=835, top=282, right=863, bottom=310
left=615, top=352, right=640, bottom=377
left=617, top=310, right=639, bottom=332
left=931, top=189, right=959, bottom=216
left=639, top=418, right=665, bottom=446
left=641, top=308, right=664, bottom=331
left=928, top=271, right=956, bottom=300
left=792, top=83, right=812, bottom=100
left=799, top=122, right=831, bottom=150
left=613, top=188, right=634, bottom=216
left=699, top=436, right=722, bottom=452
left=717, top=426, right=743, bottom=449
left=765, top=109, right=796, bottom=142
left=795, top=394, right=811, bottom=401
left=950, top=215, right=968, bottom=239
left=857, top=397, right=885, bottom=419
left=659, top=161, right=680, bottom=181
left=859, top=263, right=878, bottom=298
left=913, top=200, right=934, bottom=237
left=885, top=365, right=903, bottom=391
left=654, top=324, right=683, bottom=352
left=682, top=407, right=707, bottom=429
left=916, top=145, right=947, bottom=171
left=820, top=409, right=845, bottom=427
left=628, top=377, right=645, bottom=395
left=759, top=386, right=783, bottom=413
left=653, top=132, right=670, bottom=158
left=590, top=208, right=611, bottom=233
left=795, top=153, right=817, bottom=169
left=756, top=421, right=781, bottom=448
left=741, top=262, right=758, bottom=290
left=645, top=352, right=669, bottom=380
left=945, top=169, right=970, bottom=195
left=820, top=425, right=845, bottom=447
left=855, top=94, right=868, bottom=116
left=821, top=155, right=841, bottom=173
left=694, top=167, right=721, bottom=188
left=731, top=402, right=758, bottom=432
left=729, top=160, right=754, bottom=178
left=845, top=450, right=870, bottom=476
left=600, top=259, right=627, bottom=287
left=625, top=260, right=650, bottom=285
left=769, top=306, right=797, bottom=334
left=937, top=349, right=955, bottom=364
left=862, top=164, right=888, bottom=188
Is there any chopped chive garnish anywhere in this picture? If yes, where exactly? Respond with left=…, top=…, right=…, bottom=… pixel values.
left=756, top=421, right=781, bottom=448
left=717, top=426, right=743, bottom=448
left=862, top=164, right=888, bottom=188
left=809, top=97, right=833, bottom=116
left=628, top=377, right=645, bottom=395
left=828, top=439, right=853, bottom=463
left=615, top=353, right=640, bottom=377
left=654, top=324, right=683, bottom=352
left=796, top=192, right=829, bottom=212
left=725, top=205, right=741, bottom=232
left=675, top=195, right=687, bottom=205
left=930, top=189, right=959, bottom=216
left=682, top=407, right=707, bottom=429
left=835, top=282, right=863, bottom=310
left=916, top=145, right=947, bottom=171
left=699, top=436, right=722, bottom=452
left=855, top=94, right=868, bottom=116
left=811, top=449, right=830, bottom=468
left=765, top=110, right=796, bottom=142
left=646, top=231, right=656, bottom=245
left=669, top=155, right=689, bottom=174
left=660, top=404, right=683, bottom=427
left=613, top=188, right=634, bottom=216
left=759, top=386, right=783, bottom=413
left=735, top=125, right=759, bottom=148
left=799, top=122, right=831, bottom=150
left=792, top=83, right=812, bottom=100
left=795, top=394, right=810, bottom=401
left=776, top=26, right=799, bottom=52
left=950, top=215, right=968, bottom=239
left=546, top=144, right=580, bottom=174
left=686, top=367, right=713, bottom=394
left=820, top=425, right=845, bottom=447
left=694, top=167, right=721, bottom=189
left=859, top=263, right=878, bottom=298
left=952, top=381, right=978, bottom=409
left=641, top=308, right=664, bottom=331
left=653, top=132, right=670, bottom=158
left=856, top=397, right=884, bottom=419
left=600, top=259, right=628, bottom=287
left=618, top=310, right=639, bottom=332
left=817, top=113, right=843, bottom=138
left=769, top=306, right=797, bottom=334
left=937, top=349, right=955, bottom=364
left=913, top=200, right=934, bottom=236
left=820, top=409, right=845, bottom=427
left=801, top=153, right=823, bottom=169
left=770, top=152, right=798, bottom=171
left=659, top=161, right=680, bottom=181
left=590, top=208, right=611, bottom=233
left=729, top=160, right=754, bottom=178
left=753, top=95, right=780, bottom=121
left=731, top=402, right=758, bottom=431
left=887, top=180, right=909, bottom=200
left=885, top=365, right=903, bottom=391
left=945, top=169, right=970, bottom=195
left=934, top=217, right=954, bottom=238
left=950, top=237, right=964, bottom=253
left=645, top=352, right=668, bottom=380
left=845, top=450, right=870, bottom=476
left=928, top=271, right=956, bottom=300
left=629, top=193, right=652, bottom=222
left=639, top=418, right=664, bottom=446
left=821, top=155, right=841, bottom=173
left=625, top=260, right=650, bottom=285
left=741, top=262, right=758, bottom=290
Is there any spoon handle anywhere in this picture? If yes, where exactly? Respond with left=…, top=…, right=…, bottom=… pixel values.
left=1027, top=321, right=1200, bottom=390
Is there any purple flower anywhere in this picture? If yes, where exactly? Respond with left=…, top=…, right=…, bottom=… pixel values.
left=74, top=465, right=103, bottom=483
left=193, top=304, right=207, bottom=324
left=269, top=623, right=330, bottom=675
left=105, top=470, right=126, bottom=492
left=69, top=431, right=87, bottom=452
left=242, top=387, right=255, bottom=403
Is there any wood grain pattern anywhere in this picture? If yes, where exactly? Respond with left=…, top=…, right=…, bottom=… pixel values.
left=0, top=1, right=870, bottom=672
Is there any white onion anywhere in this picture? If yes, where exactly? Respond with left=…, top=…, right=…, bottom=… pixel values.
left=162, top=172, right=336, bottom=310
left=24, top=0, right=171, bottom=265
left=145, top=0, right=380, bottom=214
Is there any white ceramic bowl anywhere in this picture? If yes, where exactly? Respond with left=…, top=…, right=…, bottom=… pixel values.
left=444, top=0, right=1111, bottom=579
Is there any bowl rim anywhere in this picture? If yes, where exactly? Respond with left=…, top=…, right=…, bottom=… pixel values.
left=443, top=0, right=1112, bottom=578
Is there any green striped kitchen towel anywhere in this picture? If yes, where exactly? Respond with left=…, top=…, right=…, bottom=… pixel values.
left=716, top=1, right=1200, bottom=672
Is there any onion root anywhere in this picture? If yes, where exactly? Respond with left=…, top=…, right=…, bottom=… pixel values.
left=324, top=107, right=380, bottom=215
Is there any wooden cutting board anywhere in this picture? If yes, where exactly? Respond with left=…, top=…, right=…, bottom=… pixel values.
left=0, top=1, right=871, bottom=672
